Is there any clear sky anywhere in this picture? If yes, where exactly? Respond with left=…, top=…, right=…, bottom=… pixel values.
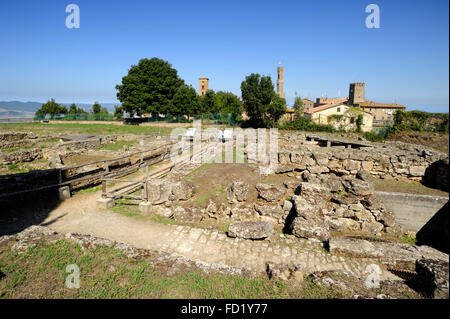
left=0, top=0, right=448, bottom=112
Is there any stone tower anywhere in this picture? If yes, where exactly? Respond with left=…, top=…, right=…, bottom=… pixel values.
left=277, top=66, right=285, bottom=99
left=199, top=77, right=209, bottom=96
left=348, top=82, right=365, bottom=105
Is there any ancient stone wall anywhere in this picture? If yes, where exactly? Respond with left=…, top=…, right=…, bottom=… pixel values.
left=277, top=145, right=446, bottom=179
left=0, top=148, right=43, bottom=164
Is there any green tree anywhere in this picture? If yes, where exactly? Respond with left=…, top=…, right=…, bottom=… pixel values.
left=115, top=57, right=184, bottom=116
left=200, top=90, right=216, bottom=114
left=114, top=105, right=124, bottom=120
left=240, top=73, right=286, bottom=127
left=293, top=96, right=304, bottom=118
left=172, top=84, right=200, bottom=116
left=215, top=91, right=242, bottom=116
left=35, top=99, right=68, bottom=118
left=92, top=102, right=102, bottom=114
left=69, top=103, right=77, bottom=114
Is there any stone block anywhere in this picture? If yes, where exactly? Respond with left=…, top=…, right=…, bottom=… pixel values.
left=139, top=201, right=152, bottom=214
left=58, top=186, right=71, bottom=201
left=96, top=198, right=114, bottom=210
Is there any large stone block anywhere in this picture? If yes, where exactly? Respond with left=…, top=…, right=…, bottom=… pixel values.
left=255, top=183, right=285, bottom=202
left=228, top=221, right=274, bottom=239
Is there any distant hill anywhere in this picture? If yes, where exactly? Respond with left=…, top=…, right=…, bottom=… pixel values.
left=0, top=101, right=119, bottom=118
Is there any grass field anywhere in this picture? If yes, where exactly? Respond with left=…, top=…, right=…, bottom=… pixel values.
left=0, top=240, right=346, bottom=299
left=0, top=122, right=174, bottom=136
left=373, top=178, right=448, bottom=197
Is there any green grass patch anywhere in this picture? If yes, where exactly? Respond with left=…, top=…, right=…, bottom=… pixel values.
left=72, top=185, right=102, bottom=195
left=400, top=234, right=417, bottom=245
left=100, top=140, right=135, bottom=151
left=0, top=239, right=347, bottom=299
left=0, top=123, right=173, bottom=136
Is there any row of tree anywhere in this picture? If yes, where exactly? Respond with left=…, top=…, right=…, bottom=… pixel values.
left=115, top=57, right=287, bottom=127
left=36, top=57, right=288, bottom=127
left=35, top=99, right=110, bottom=117
left=115, top=58, right=244, bottom=119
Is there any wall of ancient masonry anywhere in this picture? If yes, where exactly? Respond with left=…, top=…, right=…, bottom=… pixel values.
left=277, top=145, right=447, bottom=178
left=0, top=135, right=118, bottom=165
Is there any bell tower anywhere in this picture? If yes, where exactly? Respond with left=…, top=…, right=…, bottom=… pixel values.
left=277, top=66, right=285, bottom=99
left=199, top=77, right=209, bottom=96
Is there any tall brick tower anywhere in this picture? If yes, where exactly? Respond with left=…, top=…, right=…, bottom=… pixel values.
left=277, top=66, right=285, bottom=99
left=199, top=77, right=209, bottom=96
left=348, top=82, right=365, bottom=105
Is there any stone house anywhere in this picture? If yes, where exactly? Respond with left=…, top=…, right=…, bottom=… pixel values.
left=304, top=103, right=373, bottom=132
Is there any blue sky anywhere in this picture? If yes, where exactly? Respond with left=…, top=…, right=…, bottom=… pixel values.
left=0, top=0, right=448, bottom=112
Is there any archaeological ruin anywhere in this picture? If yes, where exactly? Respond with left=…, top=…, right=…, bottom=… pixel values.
left=0, top=127, right=449, bottom=299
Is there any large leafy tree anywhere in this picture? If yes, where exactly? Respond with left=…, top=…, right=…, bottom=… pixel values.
left=92, top=101, right=102, bottom=114
left=215, top=91, right=242, bottom=117
left=115, top=58, right=184, bottom=116
left=199, top=90, right=216, bottom=114
left=172, top=84, right=200, bottom=115
left=69, top=103, right=87, bottom=115
left=240, top=73, right=286, bottom=127
left=35, top=99, right=68, bottom=117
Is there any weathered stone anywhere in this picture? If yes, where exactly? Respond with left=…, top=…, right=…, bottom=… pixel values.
left=349, top=203, right=364, bottom=212
left=283, top=200, right=293, bottom=212
left=278, top=152, right=291, bottom=165
left=283, top=179, right=301, bottom=190
left=266, top=262, right=304, bottom=282
left=255, top=183, right=285, bottom=202
left=409, top=166, right=426, bottom=177
left=290, top=152, right=303, bottom=164
left=356, top=170, right=372, bottom=182
left=361, top=220, right=384, bottom=235
left=172, top=207, right=203, bottom=223
left=344, top=159, right=361, bottom=171
left=332, top=195, right=360, bottom=205
left=307, top=166, right=329, bottom=174
left=290, top=217, right=330, bottom=241
left=171, top=180, right=195, bottom=201
left=227, top=181, right=249, bottom=203
left=361, top=195, right=385, bottom=211
left=312, top=152, right=329, bottom=166
left=361, top=161, right=374, bottom=172
left=337, top=218, right=361, bottom=232
left=96, top=198, right=114, bottom=210
left=254, top=203, right=284, bottom=221
left=153, top=205, right=173, bottom=218
left=206, top=200, right=217, bottom=214
left=295, top=182, right=330, bottom=199
left=58, top=186, right=71, bottom=201
left=329, top=237, right=449, bottom=272
left=275, top=165, right=294, bottom=174
left=329, top=237, right=384, bottom=258
left=147, top=179, right=172, bottom=204
left=376, top=210, right=396, bottom=227
left=138, top=201, right=152, bottom=214
left=292, top=195, right=323, bottom=220
left=341, top=177, right=374, bottom=196
left=228, top=221, right=274, bottom=239
left=230, top=206, right=260, bottom=222
left=320, top=175, right=344, bottom=192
